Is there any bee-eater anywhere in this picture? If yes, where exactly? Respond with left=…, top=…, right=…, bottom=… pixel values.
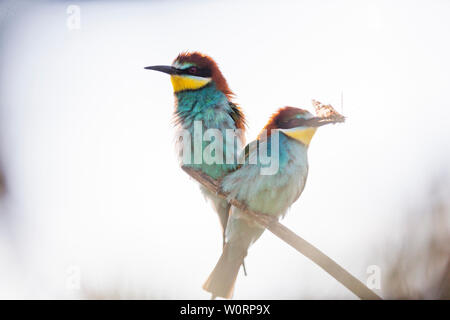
left=203, top=106, right=337, bottom=299
left=145, top=52, right=246, bottom=246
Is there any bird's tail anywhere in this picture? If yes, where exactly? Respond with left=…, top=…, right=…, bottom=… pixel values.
left=203, top=214, right=265, bottom=299
left=202, top=240, right=248, bottom=299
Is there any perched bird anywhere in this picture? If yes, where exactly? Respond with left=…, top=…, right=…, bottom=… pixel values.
left=203, top=106, right=337, bottom=299
left=145, top=52, right=246, bottom=246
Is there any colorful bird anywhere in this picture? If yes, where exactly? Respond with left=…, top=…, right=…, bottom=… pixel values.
left=145, top=52, right=246, bottom=246
left=203, top=106, right=337, bottom=299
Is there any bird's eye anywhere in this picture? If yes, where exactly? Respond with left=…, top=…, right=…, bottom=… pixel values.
left=188, top=66, right=198, bottom=74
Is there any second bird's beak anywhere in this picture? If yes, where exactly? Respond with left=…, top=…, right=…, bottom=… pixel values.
left=306, top=116, right=345, bottom=128
left=144, top=65, right=179, bottom=75
left=309, top=117, right=334, bottom=127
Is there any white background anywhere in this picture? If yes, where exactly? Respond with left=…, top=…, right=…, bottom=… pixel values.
left=0, top=0, right=449, bottom=299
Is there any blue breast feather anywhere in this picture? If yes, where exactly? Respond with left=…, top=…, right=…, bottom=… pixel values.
left=174, top=83, right=244, bottom=179
left=222, top=133, right=309, bottom=217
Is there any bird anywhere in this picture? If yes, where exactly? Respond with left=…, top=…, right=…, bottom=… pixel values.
left=202, top=106, right=337, bottom=299
left=145, top=52, right=246, bottom=247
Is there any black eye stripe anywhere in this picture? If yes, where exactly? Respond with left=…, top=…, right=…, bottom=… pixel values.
left=179, top=66, right=212, bottom=78
left=277, top=118, right=308, bottom=129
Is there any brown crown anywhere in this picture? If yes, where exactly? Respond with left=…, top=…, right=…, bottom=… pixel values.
left=174, top=52, right=234, bottom=99
left=259, top=107, right=312, bottom=137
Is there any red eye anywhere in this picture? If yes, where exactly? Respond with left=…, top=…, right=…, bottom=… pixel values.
left=188, top=66, right=197, bottom=74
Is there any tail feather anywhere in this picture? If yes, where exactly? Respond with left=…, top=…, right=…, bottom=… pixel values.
left=202, top=243, right=247, bottom=299
left=203, top=209, right=266, bottom=299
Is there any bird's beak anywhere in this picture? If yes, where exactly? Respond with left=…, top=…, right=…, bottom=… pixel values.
left=306, top=116, right=345, bottom=127
left=144, top=65, right=179, bottom=75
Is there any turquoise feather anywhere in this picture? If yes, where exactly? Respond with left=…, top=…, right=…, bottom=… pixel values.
left=174, top=82, right=245, bottom=245
left=174, top=83, right=244, bottom=180
left=203, top=132, right=310, bottom=298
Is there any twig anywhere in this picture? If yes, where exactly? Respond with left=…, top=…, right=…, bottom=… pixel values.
left=182, top=166, right=382, bottom=300
left=0, top=168, right=5, bottom=198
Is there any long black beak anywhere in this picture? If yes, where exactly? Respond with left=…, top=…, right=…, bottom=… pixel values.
left=144, top=65, right=179, bottom=75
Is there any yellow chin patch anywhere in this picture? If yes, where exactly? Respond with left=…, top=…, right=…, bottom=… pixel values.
left=283, top=127, right=317, bottom=146
left=170, top=75, right=211, bottom=92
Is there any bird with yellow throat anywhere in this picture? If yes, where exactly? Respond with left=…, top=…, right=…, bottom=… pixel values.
left=145, top=52, right=246, bottom=247
left=203, top=106, right=341, bottom=299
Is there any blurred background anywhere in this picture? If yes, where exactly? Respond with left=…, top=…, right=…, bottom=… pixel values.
left=0, top=0, right=449, bottom=299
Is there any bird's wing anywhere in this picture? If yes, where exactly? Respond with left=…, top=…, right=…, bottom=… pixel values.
left=221, top=138, right=308, bottom=217
left=229, top=102, right=246, bottom=131
left=222, top=139, right=284, bottom=198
